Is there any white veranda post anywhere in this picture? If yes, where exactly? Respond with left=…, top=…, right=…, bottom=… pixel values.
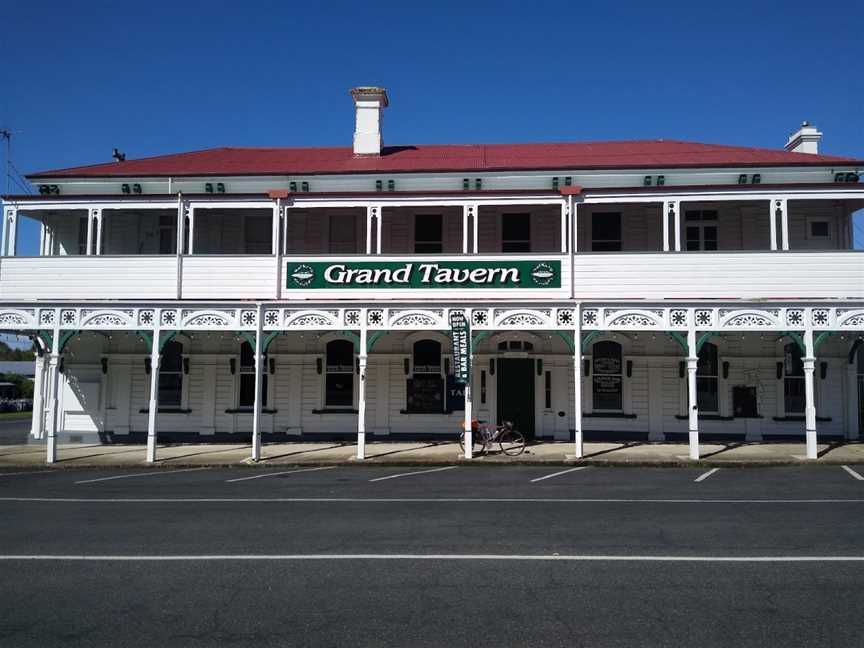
left=251, top=303, right=264, bottom=462
left=357, top=310, right=368, bottom=460
left=803, top=328, right=817, bottom=459
left=45, top=313, right=61, bottom=464
left=463, top=333, right=473, bottom=460
left=687, top=326, right=699, bottom=460
left=146, top=317, right=161, bottom=464
left=30, top=354, right=46, bottom=439
left=573, top=305, right=583, bottom=458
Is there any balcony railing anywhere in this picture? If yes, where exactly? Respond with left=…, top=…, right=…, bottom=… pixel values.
left=0, top=251, right=861, bottom=302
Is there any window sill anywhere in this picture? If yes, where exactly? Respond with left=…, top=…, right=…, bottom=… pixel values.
left=675, top=414, right=735, bottom=421
left=399, top=409, right=456, bottom=415
left=225, top=408, right=278, bottom=414
left=138, top=408, right=192, bottom=414
left=772, top=416, right=832, bottom=422
left=583, top=412, right=637, bottom=419
left=312, top=408, right=358, bottom=415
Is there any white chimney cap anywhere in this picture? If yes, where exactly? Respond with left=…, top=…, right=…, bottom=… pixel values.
left=785, top=121, right=822, bottom=155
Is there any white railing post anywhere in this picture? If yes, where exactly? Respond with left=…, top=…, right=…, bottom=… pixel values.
left=272, top=199, right=282, bottom=299
left=376, top=205, right=383, bottom=254
left=687, top=324, right=699, bottom=460
left=357, top=309, right=368, bottom=460
left=803, top=328, right=817, bottom=459
left=472, top=204, right=479, bottom=254
left=779, top=198, right=789, bottom=251
left=560, top=199, right=568, bottom=254
left=573, top=304, right=583, bottom=458
left=662, top=201, right=670, bottom=252
left=769, top=199, right=778, bottom=251
left=93, top=208, right=103, bottom=255
left=365, top=207, right=374, bottom=255
left=187, top=206, right=195, bottom=254
left=45, top=311, right=61, bottom=464
left=462, top=204, right=469, bottom=254
left=673, top=201, right=682, bottom=252
left=146, top=313, right=161, bottom=464
left=251, top=303, right=264, bottom=462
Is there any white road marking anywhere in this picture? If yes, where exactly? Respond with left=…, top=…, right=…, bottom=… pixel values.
left=0, top=553, right=862, bottom=562
left=369, top=466, right=457, bottom=482
left=74, top=467, right=210, bottom=484
left=3, top=497, right=864, bottom=504
left=530, top=466, right=589, bottom=483
left=841, top=465, right=864, bottom=481
left=226, top=466, right=337, bottom=483
left=694, top=468, right=719, bottom=483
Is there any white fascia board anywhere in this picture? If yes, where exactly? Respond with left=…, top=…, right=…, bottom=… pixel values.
left=30, top=164, right=860, bottom=196
left=583, top=186, right=864, bottom=204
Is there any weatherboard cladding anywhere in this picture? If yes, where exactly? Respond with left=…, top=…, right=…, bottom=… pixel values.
left=27, top=140, right=863, bottom=179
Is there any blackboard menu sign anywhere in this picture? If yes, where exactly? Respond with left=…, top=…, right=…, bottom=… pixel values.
left=446, top=375, right=465, bottom=411
left=407, top=375, right=444, bottom=413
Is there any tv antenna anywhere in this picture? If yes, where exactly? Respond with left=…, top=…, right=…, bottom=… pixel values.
left=0, top=129, right=29, bottom=197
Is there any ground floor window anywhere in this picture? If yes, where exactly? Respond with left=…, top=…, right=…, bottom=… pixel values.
left=325, top=339, right=354, bottom=407
left=406, top=339, right=444, bottom=413
left=592, top=341, right=622, bottom=411
left=158, top=340, right=183, bottom=407
left=697, top=342, right=719, bottom=412
left=784, top=342, right=805, bottom=414
left=238, top=340, right=267, bottom=408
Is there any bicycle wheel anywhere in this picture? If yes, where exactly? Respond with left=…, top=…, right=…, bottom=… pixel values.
left=458, top=431, right=486, bottom=456
left=499, top=429, right=526, bottom=456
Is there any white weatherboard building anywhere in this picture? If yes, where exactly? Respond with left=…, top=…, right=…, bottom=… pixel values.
left=2, top=87, right=863, bottom=463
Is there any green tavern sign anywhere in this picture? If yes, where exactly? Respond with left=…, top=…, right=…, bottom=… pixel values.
left=286, top=260, right=561, bottom=289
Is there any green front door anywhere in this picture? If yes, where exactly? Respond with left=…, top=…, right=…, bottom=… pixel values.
left=497, top=358, right=535, bottom=440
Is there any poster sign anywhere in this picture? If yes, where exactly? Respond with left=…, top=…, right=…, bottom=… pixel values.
left=446, top=375, right=466, bottom=411
left=286, top=260, right=560, bottom=289
left=449, top=310, right=471, bottom=384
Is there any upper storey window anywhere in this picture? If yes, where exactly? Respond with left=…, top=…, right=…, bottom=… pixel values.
left=159, top=215, right=177, bottom=254
left=591, top=213, right=621, bottom=251
left=685, top=210, right=718, bottom=251
left=414, top=214, right=443, bottom=253
left=502, top=213, right=530, bottom=252
left=328, top=215, right=356, bottom=254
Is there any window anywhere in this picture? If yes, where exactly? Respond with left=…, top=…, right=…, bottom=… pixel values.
left=328, top=215, right=356, bottom=253
left=501, top=213, right=531, bottom=252
left=784, top=342, right=805, bottom=414
left=809, top=220, right=830, bottom=238
left=544, top=371, right=552, bottom=409
left=697, top=342, right=719, bottom=413
left=591, top=213, right=622, bottom=251
left=406, top=340, right=444, bottom=413
left=414, top=214, right=443, bottom=253
left=685, top=210, right=718, bottom=251
left=244, top=215, right=272, bottom=254
left=77, top=217, right=88, bottom=255
left=592, top=341, right=623, bottom=411
left=497, top=341, right=534, bottom=352
left=159, top=214, right=177, bottom=254
left=325, top=340, right=354, bottom=407
left=238, top=341, right=267, bottom=408
left=158, top=340, right=183, bottom=407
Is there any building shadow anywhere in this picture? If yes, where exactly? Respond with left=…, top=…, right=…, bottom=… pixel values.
left=363, top=442, right=444, bottom=459
left=580, top=441, right=643, bottom=459
left=154, top=444, right=251, bottom=462
left=260, top=443, right=348, bottom=461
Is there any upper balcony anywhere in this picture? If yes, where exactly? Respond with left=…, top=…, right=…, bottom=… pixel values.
left=0, top=190, right=862, bottom=303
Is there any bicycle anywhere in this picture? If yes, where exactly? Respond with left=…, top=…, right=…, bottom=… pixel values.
left=458, top=419, right=526, bottom=456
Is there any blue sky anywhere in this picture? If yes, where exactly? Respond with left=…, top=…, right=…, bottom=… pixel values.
left=1, top=0, right=862, bottom=251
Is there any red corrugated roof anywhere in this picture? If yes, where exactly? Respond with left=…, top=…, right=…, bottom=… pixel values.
left=28, top=140, right=863, bottom=178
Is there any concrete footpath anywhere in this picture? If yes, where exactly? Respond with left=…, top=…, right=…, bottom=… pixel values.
left=2, top=439, right=864, bottom=467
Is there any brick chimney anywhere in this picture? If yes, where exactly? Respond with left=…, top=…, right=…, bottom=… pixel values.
left=785, top=121, right=822, bottom=154
left=351, top=87, right=389, bottom=156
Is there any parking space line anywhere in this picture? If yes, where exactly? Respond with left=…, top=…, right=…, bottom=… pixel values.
left=694, top=468, right=719, bottom=483
left=841, top=465, right=864, bottom=481
left=369, top=466, right=457, bottom=482
left=226, top=466, right=337, bottom=483
left=75, top=467, right=210, bottom=484
left=530, top=466, right=589, bottom=483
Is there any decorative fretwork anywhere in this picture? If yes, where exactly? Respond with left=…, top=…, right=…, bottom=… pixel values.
left=390, top=313, right=438, bottom=328
left=722, top=312, right=775, bottom=328
left=695, top=310, right=713, bottom=327
left=368, top=310, right=384, bottom=326
left=39, top=310, right=55, bottom=326
left=785, top=309, right=804, bottom=327
left=471, top=309, right=489, bottom=326
left=61, top=309, right=77, bottom=325
left=670, top=309, right=688, bottom=327
left=240, top=310, right=257, bottom=327
left=498, top=312, right=545, bottom=327
left=344, top=310, right=361, bottom=327
left=837, top=310, right=864, bottom=329
left=582, top=309, right=599, bottom=327
left=556, top=309, right=574, bottom=326
left=161, top=310, right=177, bottom=326
left=184, top=313, right=231, bottom=328
left=81, top=313, right=129, bottom=328
left=0, top=311, right=29, bottom=327
left=288, top=314, right=333, bottom=327
left=607, top=312, right=658, bottom=328
left=264, top=310, right=280, bottom=327
left=812, top=309, right=830, bottom=327
left=138, top=310, right=154, bottom=327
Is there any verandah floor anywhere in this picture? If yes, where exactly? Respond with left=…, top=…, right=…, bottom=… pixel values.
left=3, top=440, right=864, bottom=467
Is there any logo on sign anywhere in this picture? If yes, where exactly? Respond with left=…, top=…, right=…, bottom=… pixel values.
left=290, top=264, right=315, bottom=287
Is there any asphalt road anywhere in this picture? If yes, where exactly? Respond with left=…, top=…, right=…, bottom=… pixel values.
left=0, top=414, right=31, bottom=445
left=1, top=464, right=863, bottom=647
